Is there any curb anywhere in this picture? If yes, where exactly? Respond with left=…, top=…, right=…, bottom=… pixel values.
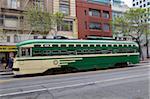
left=140, top=59, right=150, bottom=63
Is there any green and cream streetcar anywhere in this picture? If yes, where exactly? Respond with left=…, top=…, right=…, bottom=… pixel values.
left=13, top=39, right=140, bottom=75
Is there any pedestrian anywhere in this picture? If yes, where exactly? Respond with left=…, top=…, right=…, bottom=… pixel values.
left=5, top=56, right=14, bottom=70
left=9, top=56, right=14, bottom=69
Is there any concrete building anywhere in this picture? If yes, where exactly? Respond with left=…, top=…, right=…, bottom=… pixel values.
left=0, top=0, right=77, bottom=60
left=111, top=0, right=129, bottom=20
left=76, top=0, right=112, bottom=39
left=133, top=0, right=150, bottom=8
left=132, top=0, right=150, bottom=23
left=110, top=0, right=130, bottom=40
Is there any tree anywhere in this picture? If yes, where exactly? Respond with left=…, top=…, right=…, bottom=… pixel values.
left=24, top=6, right=64, bottom=38
left=112, top=8, right=150, bottom=60
left=52, top=12, right=64, bottom=37
left=144, top=23, right=150, bottom=58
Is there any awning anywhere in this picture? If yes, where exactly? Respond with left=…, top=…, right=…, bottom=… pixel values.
left=0, top=46, right=17, bottom=52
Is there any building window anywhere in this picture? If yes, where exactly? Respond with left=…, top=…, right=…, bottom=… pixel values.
left=7, top=36, right=10, bottom=42
left=59, top=0, right=70, bottom=15
left=7, top=0, right=20, bottom=9
left=148, top=2, right=150, bottom=5
left=34, top=36, right=38, bottom=39
left=89, top=9, right=101, bottom=17
left=133, top=3, right=135, bottom=6
left=140, top=0, right=142, bottom=3
left=0, top=15, right=3, bottom=26
left=89, top=22, right=101, bottom=30
left=103, top=24, right=110, bottom=31
left=14, top=35, right=18, bottom=43
left=103, top=11, right=109, bottom=18
left=143, top=4, right=146, bottom=7
left=43, top=36, right=46, bottom=39
left=4, top=16, right=19, bottom=28
left=136, top=2, right=138, bottom=5
left=57, top=20, right=73, bottom=31
left=33, top=0, right=44, bottom=10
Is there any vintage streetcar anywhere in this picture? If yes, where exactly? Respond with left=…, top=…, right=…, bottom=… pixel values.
left=13, top=39, right=140, bottom=75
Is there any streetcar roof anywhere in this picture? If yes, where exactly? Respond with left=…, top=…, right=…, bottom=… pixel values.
left=16, top=39, right=138, bottom=47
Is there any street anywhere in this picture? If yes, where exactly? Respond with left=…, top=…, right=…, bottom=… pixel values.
left=0, top=62, right=149, bottom=99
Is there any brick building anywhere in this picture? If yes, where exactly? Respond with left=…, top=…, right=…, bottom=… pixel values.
left=76, top=0, right=112, bottom=39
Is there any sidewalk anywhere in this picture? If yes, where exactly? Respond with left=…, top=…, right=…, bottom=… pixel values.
left=140, top=58, right=150, bottom=63
left=0, top=65, right=12, bottom=72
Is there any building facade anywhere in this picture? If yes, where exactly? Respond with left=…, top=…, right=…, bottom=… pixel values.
left=76, top=0, right=112, bottom=39
left=111, top=0, right=130, bottom=40
left=132, top=0, right=150, bottom=23
left=0, top=0, right=77, bottom=60
left=111, top=0, right=129, bottom=20
left=52, top=0, right=78, bottom=39
left=133, top=0, right=150, bottom=8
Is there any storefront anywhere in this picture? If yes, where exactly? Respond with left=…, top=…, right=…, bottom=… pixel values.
left=0, top=45, right=17, bottom=62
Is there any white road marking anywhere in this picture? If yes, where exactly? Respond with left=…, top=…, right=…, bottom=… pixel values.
left=0, top=71, right=13, bottom=75
left=0, top=73, right=149, bottom=97
left=0, top=63, right=149, bottom=84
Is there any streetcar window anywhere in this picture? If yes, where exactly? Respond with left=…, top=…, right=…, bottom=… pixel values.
left=133, top=45, right=136, bottom=47
left=96, top=45, right=101, bottom=47
left=89, top=49, right=95, bottom=54
left=22, top=49, right=26, bottom=56
left=52, top=45, right=58, bottom=47
left=33, top=50, right=41, bottom=56
left=90, top=45, right=95, bottom=47
left=60, top=50, right=68, bottom=55
left=68, top=50, right=76, bottom=55
left=83, top=49, right=89, bottom=54
left=21, top=48, right=31, bottom=57
left=34, top=45, right=41, bottom=47
left=124, top=45, right=127, bottom=47
left=102, top=45, right=106, bottom=47
left=76, top=45, right=81, bottom=47
left=43, top=50, right=51, bottom=56
left=51, top=50, right=60, bottom=55
left=108, top=45, right=112, bottom=47
left=101, top=50, right=111, bottom=54
left=83, top=45, right=88, bottom=47
left=77, top=50, right=83, bottom=54
left=69, top=45, right=74, bottom=48
left=114, top=45, right=117, bottom=47
left=61, top=45, right=66, bottom=47
left=95, top=50, right=102, bottom=54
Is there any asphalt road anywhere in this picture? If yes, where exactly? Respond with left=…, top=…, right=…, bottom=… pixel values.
left=0, top=63, right=150, bottom=99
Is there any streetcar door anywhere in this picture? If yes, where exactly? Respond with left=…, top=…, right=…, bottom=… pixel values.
left=21, top=48, right=32, bottom=57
